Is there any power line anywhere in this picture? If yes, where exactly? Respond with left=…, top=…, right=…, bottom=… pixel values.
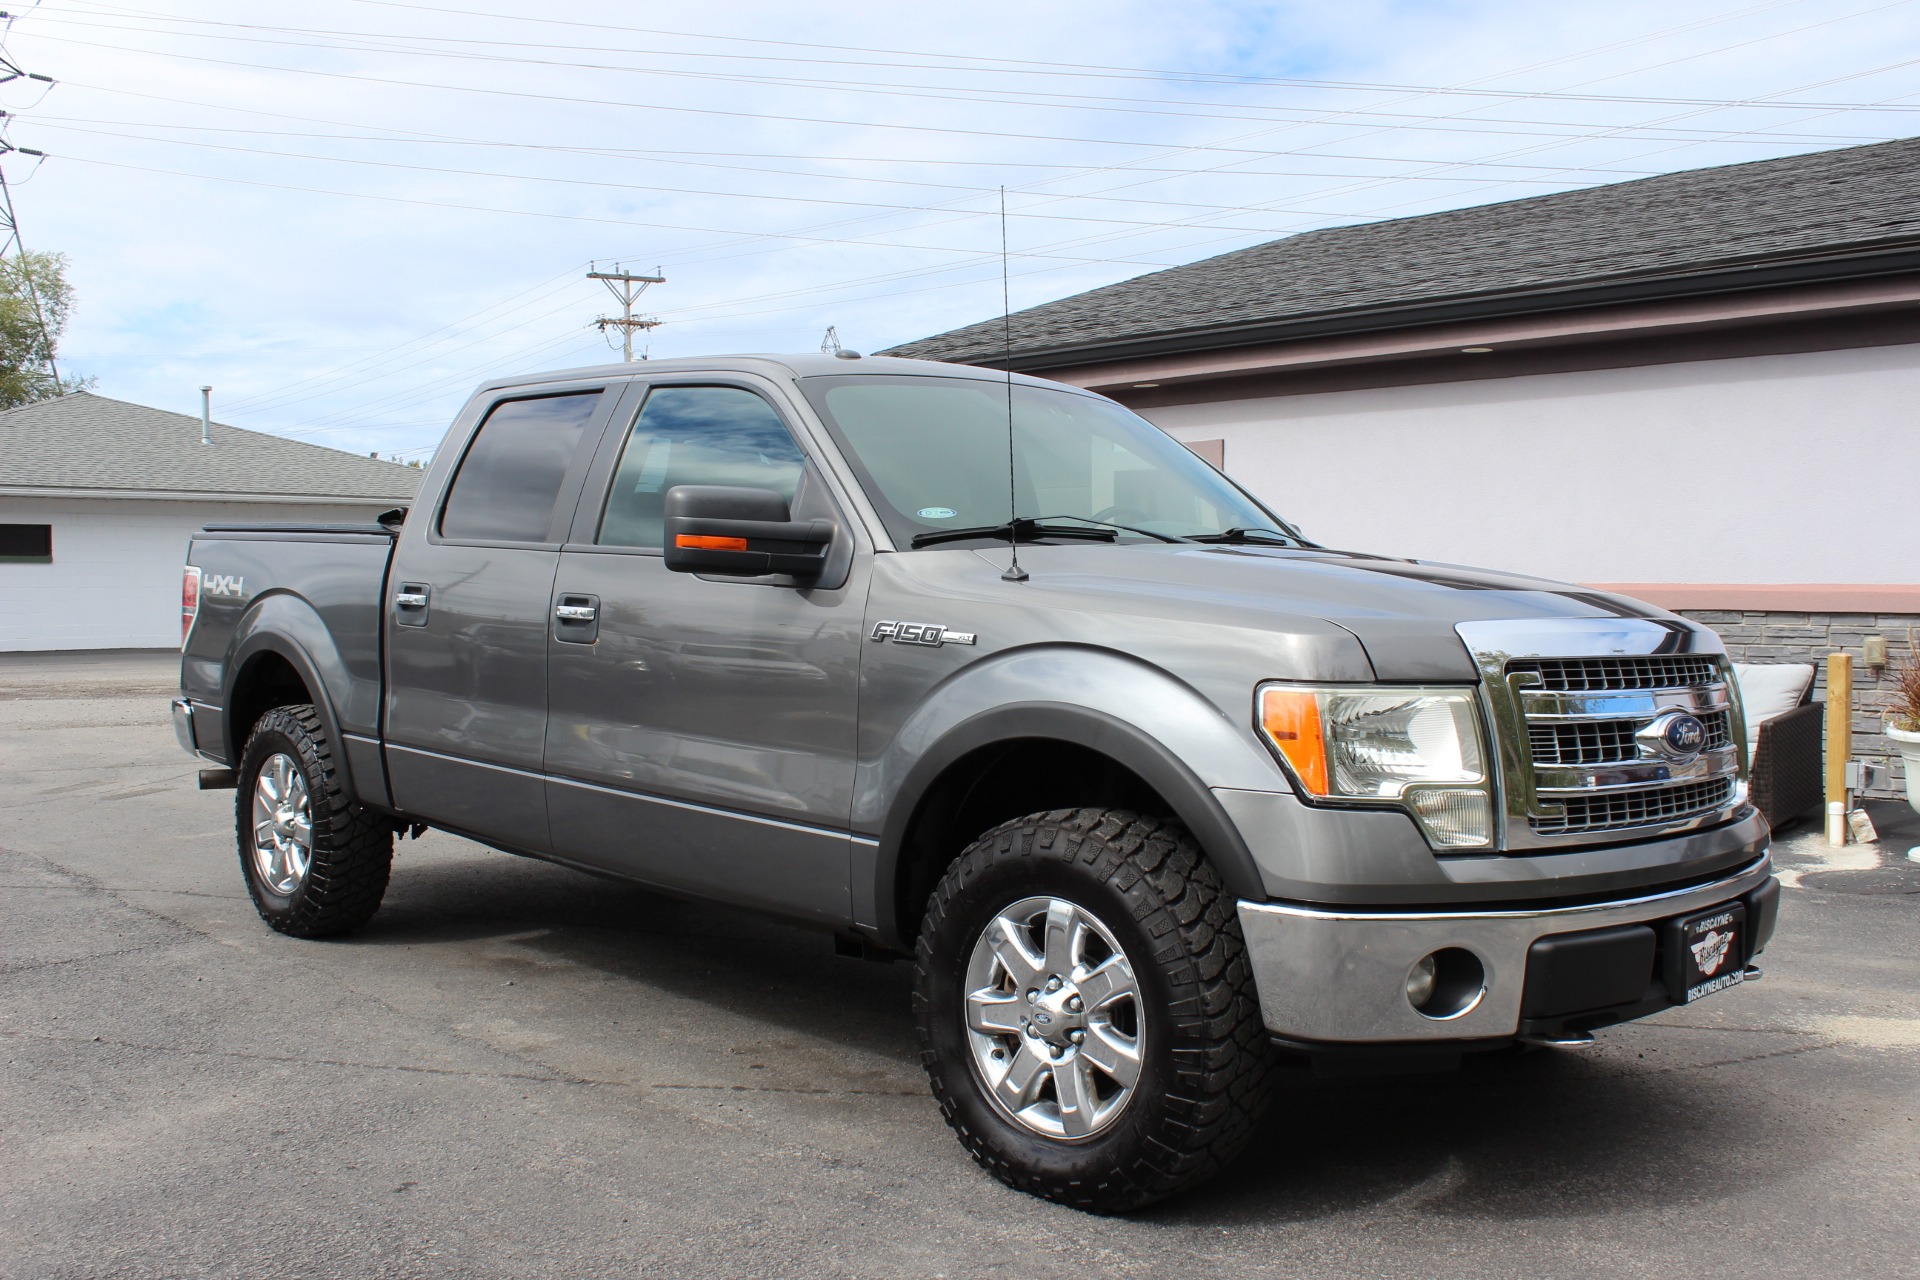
left=22, top=29, right=1907, bottom=152
left=34, top=5, right=1920, bottom=128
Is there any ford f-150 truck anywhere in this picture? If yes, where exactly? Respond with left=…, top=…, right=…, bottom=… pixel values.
left=175, top=353, right=1778, bottom=1211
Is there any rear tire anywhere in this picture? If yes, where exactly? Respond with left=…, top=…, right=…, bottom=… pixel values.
left=236, top=704, right=392, bottom=938
left=913, top=808, right=1274, bottom=1212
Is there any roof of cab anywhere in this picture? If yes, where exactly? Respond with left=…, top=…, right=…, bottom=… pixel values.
left=470, top=353, right=1084, bottom=396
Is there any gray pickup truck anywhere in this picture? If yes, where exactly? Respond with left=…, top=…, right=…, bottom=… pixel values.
left=175, top=353, right=1778, bottom=1211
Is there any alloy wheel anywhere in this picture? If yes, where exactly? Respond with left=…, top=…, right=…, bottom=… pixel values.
left=961, top=895, right=1145, bottom=1140
left=250, top=752, right=313, bottom=896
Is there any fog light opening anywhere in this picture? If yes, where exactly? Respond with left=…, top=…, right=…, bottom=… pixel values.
left=1408, top=948, right=1485, bottom=1019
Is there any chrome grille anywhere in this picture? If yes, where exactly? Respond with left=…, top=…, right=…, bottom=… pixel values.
left=1528, top=709, right=1732, bottom=766
left=1533, top=778, right=1736, bottom=835
left=1509, top=655, right=1720, bottom=692
left=1510, top=654, right=1741, bottom=839
left=1457, top=620, right=1748, bottom=852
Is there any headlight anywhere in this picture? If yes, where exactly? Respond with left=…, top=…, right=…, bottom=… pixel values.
left=1258, top=685, right=1494, bottom=849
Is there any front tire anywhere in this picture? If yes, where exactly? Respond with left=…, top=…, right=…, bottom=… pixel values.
left=236, top=704, right=393, bottom=938
left=914, top=808, right=1273, bottom=1212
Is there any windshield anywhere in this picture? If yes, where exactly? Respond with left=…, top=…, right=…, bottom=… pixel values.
left=800, top=375, right=1286, bottom=549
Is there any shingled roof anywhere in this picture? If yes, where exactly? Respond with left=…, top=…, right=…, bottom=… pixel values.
left=0, top=392, right=422, bottom=501
left=884, top=136, right=1920, bottom=368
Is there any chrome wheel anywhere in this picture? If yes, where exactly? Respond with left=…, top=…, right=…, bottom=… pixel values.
left=962, top=895, right=1144, bottom=1140
left=250, top=752, right=312, bottom=897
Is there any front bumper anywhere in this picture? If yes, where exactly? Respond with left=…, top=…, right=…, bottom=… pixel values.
left=1237, top=854, right=1776, bottom=1045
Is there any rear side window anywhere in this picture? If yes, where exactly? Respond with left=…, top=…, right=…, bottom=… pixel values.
left=597, top=386, right=806, bottom=549
left=440, top=392, right=601, bottom=543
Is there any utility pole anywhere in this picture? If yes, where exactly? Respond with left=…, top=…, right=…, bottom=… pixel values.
left=0, top=36, right=63, bottom=394
left=588, top=264, right=664, bottom=361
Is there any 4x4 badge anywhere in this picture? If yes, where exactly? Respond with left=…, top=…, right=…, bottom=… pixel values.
left=869, top=620, right=977, bottom=647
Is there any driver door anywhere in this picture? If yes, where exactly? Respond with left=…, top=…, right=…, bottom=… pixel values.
left=543, top=378, right=868, bottom=924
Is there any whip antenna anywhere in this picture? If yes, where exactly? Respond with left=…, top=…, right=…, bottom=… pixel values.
left=998, top=186, right=1027, bottom=583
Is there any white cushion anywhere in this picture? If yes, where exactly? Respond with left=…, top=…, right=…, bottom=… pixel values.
left=1733, top=662, right=1815, bottom=753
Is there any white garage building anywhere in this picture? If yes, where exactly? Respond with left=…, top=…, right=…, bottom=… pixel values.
left=888, top=137, right=1920, bottom=797
left=0, top=392, right=420, bottom=651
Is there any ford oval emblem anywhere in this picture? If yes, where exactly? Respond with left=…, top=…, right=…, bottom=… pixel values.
left=1636, top=711, right=1709, bottom=761
left=1663, top=713, right=1707, bottom=756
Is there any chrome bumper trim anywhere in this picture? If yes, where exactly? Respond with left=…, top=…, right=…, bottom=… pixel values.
left=171, top=698, right=198, bottom=757
left=1236, top=854, right=1773, bottom=1044
left=171, top=698, right=222, bottom=762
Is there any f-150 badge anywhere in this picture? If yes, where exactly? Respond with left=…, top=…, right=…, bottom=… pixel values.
left=869, top=620, right=976, bottom=647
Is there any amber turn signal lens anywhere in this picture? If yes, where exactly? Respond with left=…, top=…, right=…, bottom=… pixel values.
left=1259, top=688, right=1328, bottom=796
left=675, top=534, right=749, bottom=551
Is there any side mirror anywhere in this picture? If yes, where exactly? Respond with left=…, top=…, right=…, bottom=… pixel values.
left=662, top=485, right=833, bottom=580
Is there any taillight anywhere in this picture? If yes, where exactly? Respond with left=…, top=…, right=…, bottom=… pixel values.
left=181, top=566, right=201, bottom=648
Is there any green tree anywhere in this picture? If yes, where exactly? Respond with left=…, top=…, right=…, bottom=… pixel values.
left=0, top=250, right=89, bottom=409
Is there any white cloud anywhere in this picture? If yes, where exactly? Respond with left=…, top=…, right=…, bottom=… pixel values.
left=6, top=0, right=1917, bottom=461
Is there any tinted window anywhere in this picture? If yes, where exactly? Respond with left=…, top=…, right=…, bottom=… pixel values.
left=440, top=392, right=600, bottom=542
left=598, top=386, right=806, bottom=549
left=800, top=376, right=1279, bottom=548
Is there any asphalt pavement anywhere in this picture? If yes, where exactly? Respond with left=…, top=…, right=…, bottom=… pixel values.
left=3, top=649, right=1917, bottom=1280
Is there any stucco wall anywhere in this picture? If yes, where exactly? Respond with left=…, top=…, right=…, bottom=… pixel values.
left=0, top=497, right=386, bottom=651
left=1139, top=342, right=1920, bottom=587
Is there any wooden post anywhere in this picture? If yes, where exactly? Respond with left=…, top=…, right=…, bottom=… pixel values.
left=1825, top=652, right=1853, bottom=846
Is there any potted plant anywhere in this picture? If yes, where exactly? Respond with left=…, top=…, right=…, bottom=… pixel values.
left=1888, top=658, right=1920, bottom=818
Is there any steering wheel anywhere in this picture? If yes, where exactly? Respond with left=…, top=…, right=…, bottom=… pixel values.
left=1091, top=504, right=1152, bottom=525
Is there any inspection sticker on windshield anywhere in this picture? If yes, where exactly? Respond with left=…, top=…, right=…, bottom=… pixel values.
left=916, top=507, right=957, bottom=519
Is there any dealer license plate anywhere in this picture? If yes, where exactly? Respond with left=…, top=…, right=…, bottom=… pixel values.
left=1671, top=902, right=1747, bottom=1003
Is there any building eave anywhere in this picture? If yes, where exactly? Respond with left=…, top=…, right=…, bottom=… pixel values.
left=942, top=240, right=1920, bottom=373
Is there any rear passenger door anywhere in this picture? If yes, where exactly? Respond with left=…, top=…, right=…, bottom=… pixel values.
left=543, top=378, right=868, bottom=924
left=383, top=385, right=614, bottom=854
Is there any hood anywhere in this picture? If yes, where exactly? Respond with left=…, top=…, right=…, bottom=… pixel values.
left=977, top=542, right=1687, bottom=681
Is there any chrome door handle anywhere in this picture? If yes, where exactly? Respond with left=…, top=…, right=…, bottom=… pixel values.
left=394, top=592, right=428, bottom=608
left=555, top=604, right=597, bottom=622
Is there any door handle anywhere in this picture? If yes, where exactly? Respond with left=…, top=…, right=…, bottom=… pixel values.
left=394, top=583, right=430, bottom=626
left=553, top=593, right=601, bottom=643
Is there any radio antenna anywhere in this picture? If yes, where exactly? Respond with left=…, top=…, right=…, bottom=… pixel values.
left=998, top=186, right=1027, bottom=584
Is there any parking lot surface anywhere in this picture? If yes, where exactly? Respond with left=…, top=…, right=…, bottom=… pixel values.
left=3, top=649, right=1918, bottom=1279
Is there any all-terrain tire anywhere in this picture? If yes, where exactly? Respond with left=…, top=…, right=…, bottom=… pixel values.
left=913, top=808, right=1274, bottom=1213
left=236, top=704, right=393, bottom=938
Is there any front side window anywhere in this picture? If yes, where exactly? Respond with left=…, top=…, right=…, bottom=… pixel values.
left=597, top=386, right=807, bottom=549
left=440, top=391, right=601, bottom=543
left=799, top=375, right=1282, bottom=548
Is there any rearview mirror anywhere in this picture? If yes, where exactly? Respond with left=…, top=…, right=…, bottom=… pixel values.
left=662, top=485, right=834, bottom=580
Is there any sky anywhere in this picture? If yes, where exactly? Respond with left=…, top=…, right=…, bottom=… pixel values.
left=5, top=0, right=1920, bottom=464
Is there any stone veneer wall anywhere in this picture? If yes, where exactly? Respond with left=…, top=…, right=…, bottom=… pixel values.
left=1680, top=610, right=1919, bottom=802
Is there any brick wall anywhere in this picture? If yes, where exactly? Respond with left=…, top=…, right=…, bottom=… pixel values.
left=1681, top=610, right=1919, bottom=801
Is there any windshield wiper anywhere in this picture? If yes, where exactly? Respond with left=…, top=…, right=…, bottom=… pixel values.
left=910, top=517, right=1117, bottom=549
left=1024, top=513, right=1184, bottom=544
left=1186, top=526, right=1299, bottom=546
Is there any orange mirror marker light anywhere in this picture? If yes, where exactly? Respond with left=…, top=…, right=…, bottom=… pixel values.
left=1260, top=688, right=1329, bottom=796
left=676, top=534, right=749, bottom=551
